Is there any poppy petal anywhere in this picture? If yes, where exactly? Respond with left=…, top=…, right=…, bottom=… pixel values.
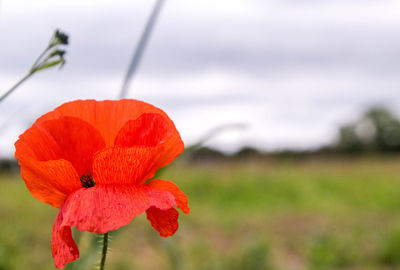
left=15, top=122, right=62, bottom=162
left=35, top=99, right=168, bottom=146
left=114, top=113, right=174, bottom=147
left=92, top=144, right=183, bottom=185
left=147, top=179, right=190, bottom=214
left=58, top=185, right=177, bottom=233
left=18, top=158, right=80, bottom=208
left=114, top=113, right=184, bottom=174
left=146, top=207, right=179, bottom=237
left=92, top=146, right=157, bottom=185
left=52, top=210, right=79, bottom=269
left=15, top=116, right=106, bottom=176
left=39, top=117, right=106, bottom=175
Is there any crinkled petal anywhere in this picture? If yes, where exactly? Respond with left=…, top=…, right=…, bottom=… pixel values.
left=147, top=179, right=190, bottom=214
left=15, top=116, right=106, bottom=175
left=93, top=145, right=182, bottom=185
left=35, top=99, right=168, bottom=146
left=52, top=210, right=79, bottom=269
left=58, top=184, right=177, bottom=233
left=92, top=146, right=157, bottom=185
left=146, top=207, right=179, bottom=237
left=18, top=158, right=80, bottom=208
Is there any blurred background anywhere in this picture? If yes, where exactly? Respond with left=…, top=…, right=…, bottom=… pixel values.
left=1, top=0, right=400, bottom=269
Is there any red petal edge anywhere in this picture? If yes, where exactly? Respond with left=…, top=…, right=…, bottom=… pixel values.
left=52, top=210, right=79, bottom=269
left=146, top=179, right=190, bottom=214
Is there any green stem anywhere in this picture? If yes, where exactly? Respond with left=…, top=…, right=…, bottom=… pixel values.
left=0, top=72, right=33, bottom=103
left=99, top=232, right=109, bottom=270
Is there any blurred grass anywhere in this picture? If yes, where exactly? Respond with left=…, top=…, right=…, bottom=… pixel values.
left=1, top=157, right=400, bottom=269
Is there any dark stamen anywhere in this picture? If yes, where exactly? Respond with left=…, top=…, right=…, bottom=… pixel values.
left=80, top=173, right=95, bottom=188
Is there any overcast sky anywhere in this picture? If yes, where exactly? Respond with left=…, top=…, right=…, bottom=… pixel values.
left=1, top=0, right=400, bottom=157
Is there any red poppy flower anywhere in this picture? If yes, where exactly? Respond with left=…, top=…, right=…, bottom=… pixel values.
left=14, top=99, right=189, bottom=269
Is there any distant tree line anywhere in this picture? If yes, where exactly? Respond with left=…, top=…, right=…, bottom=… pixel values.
left=336, top=107, right=400, bottom=153
left=188, top=106, right=400, bottom=161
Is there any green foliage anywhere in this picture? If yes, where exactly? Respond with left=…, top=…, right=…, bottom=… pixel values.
left=239, top=241, right=273, bottom=270
left=377, top=227, right=400, bottom=266
left=308, top=233, right=356, bottom=269
left=0, top=230, right=19, bottom=270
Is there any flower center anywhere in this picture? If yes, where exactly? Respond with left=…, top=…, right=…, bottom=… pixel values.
left=80, top=173, right=96, bottom=188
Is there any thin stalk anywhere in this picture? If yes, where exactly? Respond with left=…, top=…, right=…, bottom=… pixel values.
left=30, top=46, right=51, bottom=70
left=0, top=29, right=68, bottom=104
left=99, top=232, right=109, bottom=270
left=0, top=72, right=33, bottom=102
left=118, top=0, right=165, bottom=99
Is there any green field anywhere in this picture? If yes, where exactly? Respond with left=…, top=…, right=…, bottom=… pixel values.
left=1, top=157, right=400, bottom=270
